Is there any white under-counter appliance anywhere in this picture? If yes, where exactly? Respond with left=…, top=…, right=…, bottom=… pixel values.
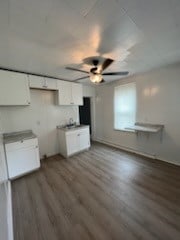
left=3, top=130, right=40, bottom=180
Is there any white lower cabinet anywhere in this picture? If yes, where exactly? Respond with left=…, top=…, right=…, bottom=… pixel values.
left=79, top=130, right=91, bottom=151
left=66, top=133, right=79, bottom=156
left=58, top=126, right=90, bottom=158
left=5, top=138, right=40, bottom=180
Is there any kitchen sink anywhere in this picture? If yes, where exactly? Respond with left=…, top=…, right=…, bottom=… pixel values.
left=63, top=124, right=84, bottom=129
left=57, top=124, right=86, bottom=130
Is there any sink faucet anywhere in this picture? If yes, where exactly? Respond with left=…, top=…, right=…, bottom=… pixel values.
left=69, top=118, right=74, bottom=125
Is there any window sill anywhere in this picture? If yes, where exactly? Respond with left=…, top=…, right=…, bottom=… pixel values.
left=114, top=128, right=135, bottom=133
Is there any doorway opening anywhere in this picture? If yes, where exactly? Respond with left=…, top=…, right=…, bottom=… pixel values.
left=79, top=97, right=92, bottom=134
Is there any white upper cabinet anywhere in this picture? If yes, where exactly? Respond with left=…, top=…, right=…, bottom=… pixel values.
left=57, top=81, right=72, bottom=105
left=72, top=83, right=83, bottom=106
left=28, top=75, right=44, bottom=89
left=44, top=77, right=57, bottom=90
left=29, top=75, right=57, bottom=90
left=0, top=70, right=30, bottom=106
left=57, top=81, right=83, bottom=106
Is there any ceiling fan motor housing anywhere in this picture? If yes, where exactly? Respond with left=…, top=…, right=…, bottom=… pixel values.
left=92, top=59, right=99, bottom=66
left=90, top=67, right=98, bottom=73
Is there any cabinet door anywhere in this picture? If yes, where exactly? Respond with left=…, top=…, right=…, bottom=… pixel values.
left=66, top=133, right=78, bottom=156
left=6, top=146, right=40, bottom=179
left=28, top=75, right=45, bottom=89
left=71, top=83, right=83, bottom=105
left=44, top=77, right=57, bottom=90
left=57, top=81, right=72, bottom=105
left=0, top=70, right=30, bottom=106
left=79, top=130, right=90, bottom=151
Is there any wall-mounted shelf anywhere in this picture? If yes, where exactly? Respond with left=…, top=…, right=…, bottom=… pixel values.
left=126, top=123, right=164, bottom=141
left=126, top=123, right=164, bottom=133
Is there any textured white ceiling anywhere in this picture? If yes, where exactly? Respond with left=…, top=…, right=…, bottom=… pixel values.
left=0, top=0, right=180, bottom=84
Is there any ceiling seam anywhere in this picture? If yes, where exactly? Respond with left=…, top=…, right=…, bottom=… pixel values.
left=120, top=7, right=167, bottom=69
left=83, top=0, right=100, bottom=18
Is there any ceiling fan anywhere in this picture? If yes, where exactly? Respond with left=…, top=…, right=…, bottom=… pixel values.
left=65, top=58, right=129, bottom=84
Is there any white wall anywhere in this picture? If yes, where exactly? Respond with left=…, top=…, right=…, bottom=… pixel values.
left=95, top=63, right=180, bottom=165
left=0, top=89, right=79, bottom=158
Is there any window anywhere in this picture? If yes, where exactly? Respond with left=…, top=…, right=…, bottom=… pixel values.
left=114, top=82, right=136, bottom=130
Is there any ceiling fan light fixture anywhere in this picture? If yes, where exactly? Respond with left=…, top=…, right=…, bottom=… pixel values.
left=65, top=57, right=128, bottom=84
left=90, top=73, right=102, bottom=83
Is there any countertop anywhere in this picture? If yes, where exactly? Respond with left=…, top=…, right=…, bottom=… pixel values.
left=57, top=125, right=89, bottom=132
left=3, top=130, right=37, bottom=144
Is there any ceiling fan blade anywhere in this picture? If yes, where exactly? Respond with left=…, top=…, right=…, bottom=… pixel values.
left=66, top=67, right=89, bottom=74
left=57, top=78, right=72, bottom=81
left=101, top=58, right=114, bottom=71
left=102, top=71, right=129, bottom=76
left=74, top=76, right=89, bottom=82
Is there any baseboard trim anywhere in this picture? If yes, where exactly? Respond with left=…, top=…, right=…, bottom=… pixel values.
left=7, top=181, right=14, bottom=240
left=93, top=138, right=180, bottom=166
left=154, top=156, right=180, bottom=166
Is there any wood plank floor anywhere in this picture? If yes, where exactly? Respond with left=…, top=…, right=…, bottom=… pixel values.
left=12, top=142, right=180, bottom=240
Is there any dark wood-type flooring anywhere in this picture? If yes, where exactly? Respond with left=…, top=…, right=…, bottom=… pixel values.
left=12, top=142, right=180, bottom=240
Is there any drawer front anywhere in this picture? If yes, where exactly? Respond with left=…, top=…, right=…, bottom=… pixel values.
left=5, top=138, right=38, bottom=152
left=78, top=128, right=89, bottom=135
left=65, top=127, right=89, bottom=136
